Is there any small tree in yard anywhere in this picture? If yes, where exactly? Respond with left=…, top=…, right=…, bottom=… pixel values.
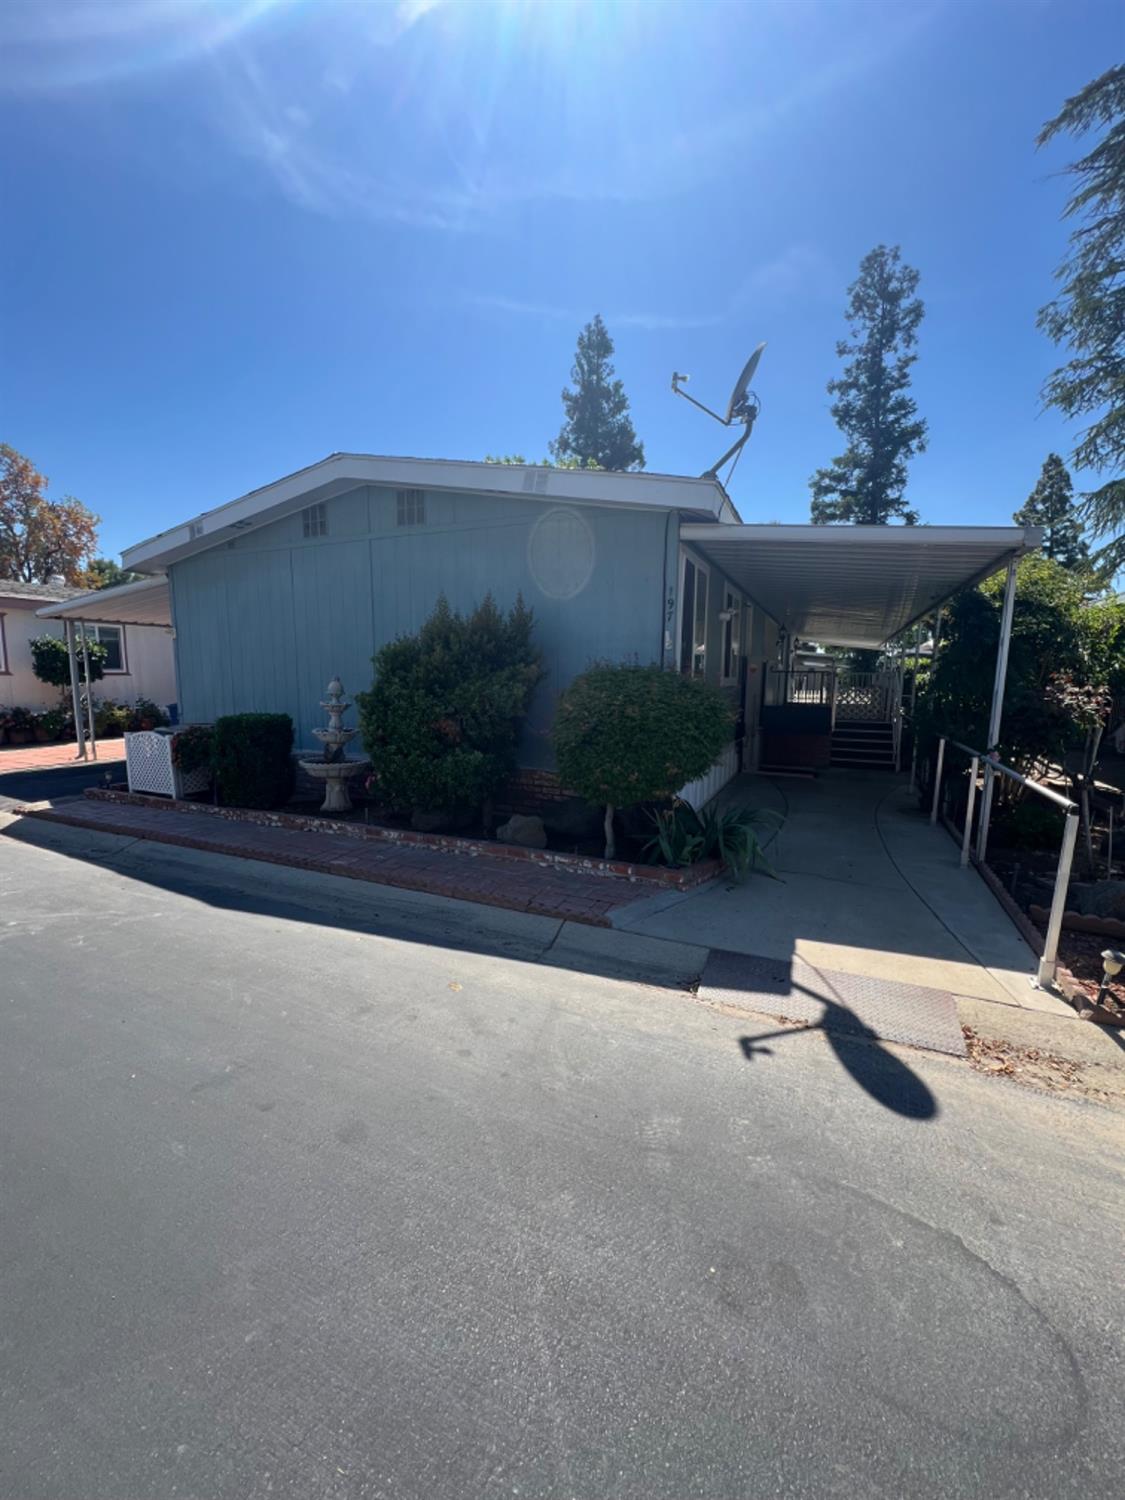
left=553, top=664, right=733, bottom=859
left=30, top=633, right=107, bottom=688
left=357, top=594, right=543, bottom=819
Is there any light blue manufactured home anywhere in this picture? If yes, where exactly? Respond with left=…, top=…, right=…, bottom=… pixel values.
left=113, top=454, right=1037, bottom=795
left=119, top=455, right=776, bottom=781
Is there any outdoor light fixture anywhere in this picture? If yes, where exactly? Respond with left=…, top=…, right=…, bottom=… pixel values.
left=1096, top=948, right=1125, bottom=1009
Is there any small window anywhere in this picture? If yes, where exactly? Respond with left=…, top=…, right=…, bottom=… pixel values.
left=90, top=624, right=125, bottom=673
left=679, top=554, right=709, bottom=677
left=396, top=488, right=426, bottom=527
left=0, top=613, right=8, bottom=674
left=302, top=503, right=327, bottom=539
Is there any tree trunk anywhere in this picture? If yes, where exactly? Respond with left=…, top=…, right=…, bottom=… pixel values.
left=603, top=803, right=616, bottom=861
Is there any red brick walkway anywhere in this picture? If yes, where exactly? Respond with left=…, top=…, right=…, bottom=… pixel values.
left=0, top=740, right=126, bottom=774
left=23, top=797, right=653, bottom=927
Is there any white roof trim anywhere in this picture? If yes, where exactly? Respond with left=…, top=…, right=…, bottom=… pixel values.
left=680, top=522, right=1042, bottom=648
left=122, top=453, right=729, bottom=573
left=36, top=575, right=173, bottom=629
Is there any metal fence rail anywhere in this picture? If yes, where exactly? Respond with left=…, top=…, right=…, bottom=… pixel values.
left=930, top=735, right=1077, bottom=990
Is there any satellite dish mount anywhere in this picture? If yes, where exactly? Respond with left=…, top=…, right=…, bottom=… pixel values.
left=671, top=342, right=766, bottom=480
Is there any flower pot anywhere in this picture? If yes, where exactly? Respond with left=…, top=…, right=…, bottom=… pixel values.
left=7, top=729, right=34, bottom=746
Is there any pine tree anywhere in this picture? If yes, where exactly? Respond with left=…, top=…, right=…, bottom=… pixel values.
left=1013, top=454, right=1090, bottom=570
left=1038, top=65, right=1125, bottom=574
left=550, top=315, right=645, bottom=471
left=810, top=245, right=927, bottom=525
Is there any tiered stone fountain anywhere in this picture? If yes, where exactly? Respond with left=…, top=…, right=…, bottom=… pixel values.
left=299, top=677, right=371, bottom=814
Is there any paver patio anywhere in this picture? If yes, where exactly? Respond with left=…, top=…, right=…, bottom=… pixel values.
left=0, top=740, right=125, bottom=775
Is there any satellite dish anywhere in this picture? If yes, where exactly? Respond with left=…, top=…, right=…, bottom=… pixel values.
left=671, top=342, right=767, bottom=480
left=725, top=342, right=766, bottom=423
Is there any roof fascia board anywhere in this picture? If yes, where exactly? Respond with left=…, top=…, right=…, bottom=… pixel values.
left=123, top=455, right=727, bottom=573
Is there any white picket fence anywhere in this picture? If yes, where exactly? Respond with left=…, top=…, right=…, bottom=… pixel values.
left=677, top=738, right=740, bottom=812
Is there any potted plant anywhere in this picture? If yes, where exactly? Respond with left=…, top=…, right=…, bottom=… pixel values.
left=5, top=707, right=35, bottom=746
left=32, top=707, right=66, bottom=743
left=130, top=698, right=169, bottom=732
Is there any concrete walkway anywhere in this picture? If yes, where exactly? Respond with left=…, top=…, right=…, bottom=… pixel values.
left=617, top=770, right=1073, bottom=1017
left=0, top=738, right=124, bottom=774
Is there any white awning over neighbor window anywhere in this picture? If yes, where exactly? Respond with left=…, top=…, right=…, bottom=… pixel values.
left=679, top=523, right=1041, bottom=648
left=35, top=575, right=173, bottom=629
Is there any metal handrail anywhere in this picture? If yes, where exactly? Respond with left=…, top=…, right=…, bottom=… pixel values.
left=930, top=734, right=1079, bottom=991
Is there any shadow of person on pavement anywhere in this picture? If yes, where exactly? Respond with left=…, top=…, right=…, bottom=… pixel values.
left=739, top=994, right=938, bottom=1120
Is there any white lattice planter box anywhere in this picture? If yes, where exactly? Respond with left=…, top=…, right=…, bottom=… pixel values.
left=125, top=729, right=211, bottom=799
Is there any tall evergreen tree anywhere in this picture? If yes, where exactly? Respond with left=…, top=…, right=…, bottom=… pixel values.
left=550, top=315, right=645, bottom=471
left=810, top=245, right=927, bottom=525
left=1013, top=454, right=1090, bottom=570
left=1038, top=65, right=1125, bottom=574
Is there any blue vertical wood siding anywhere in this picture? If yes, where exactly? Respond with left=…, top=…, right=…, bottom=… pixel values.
left=169, top=486, right=669, bottom=766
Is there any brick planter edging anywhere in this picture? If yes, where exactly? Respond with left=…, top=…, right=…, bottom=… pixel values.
left=83, top=787, right=721, bottom=891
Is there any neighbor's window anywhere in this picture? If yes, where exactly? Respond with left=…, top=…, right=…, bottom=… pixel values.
left=90, top=624, right=125, bottom=673
left=0, top=613, right=8, bottom=673
left=302, top=503, right=328, bottom=538
left=721, top=586, right=743, bottom=685
left=679, top=554, right=709, bottom=676
left=396, top=488, right=426, bottom=527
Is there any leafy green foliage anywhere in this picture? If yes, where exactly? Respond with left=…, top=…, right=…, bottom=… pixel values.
left=916, top=555, right=1125, bottom=773
left=212, top=713, right=294, bottom=809
left=31, top=707, right=67, bottom=739
left=86, top=557, right=141, bottom=589
left=643, top=800, right=783, bottom=881
left=810, top=245, right=927, bottom=526
left=357, top=594, right=543, bottom=816
left=129, top=698, right=169, bottom=729
left=549, top=315, right=645, bottom=471
left=554, top=664, right=733, bottom=813
left=30, top=632, right=106, bottom=688
left=93, top=699, right=131, bottom=737
left=171, top=723, right=214, bottom=775
left=1037, top=65, right=1125, bottom=573
left=483, top=455, right=599, bottom=470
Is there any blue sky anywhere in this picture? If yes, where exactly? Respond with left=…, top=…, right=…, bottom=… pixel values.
left=0, top=0, right=1120, bottom=560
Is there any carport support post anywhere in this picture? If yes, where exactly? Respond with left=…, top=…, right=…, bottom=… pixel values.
left=65, top=620, right=86, bottom=762
left=961, top=755, right=979, bottom=868
left=976, top=558, right=1018, bottom=866
left=79, top=623, right=98, bottom=762
left=1037, top=810, right=1079, bottom=989
left=930, top=737, right=946, bottom=824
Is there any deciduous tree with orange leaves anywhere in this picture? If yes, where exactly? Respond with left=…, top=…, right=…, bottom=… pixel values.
left=0, top=443, right=99, bottom=585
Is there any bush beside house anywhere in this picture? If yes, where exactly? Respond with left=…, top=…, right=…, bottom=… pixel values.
left=553, top=663, right=734, bottom=858
left=212, top=713, right=294, bottom=808
left=357, top=594, right=544, bottom=825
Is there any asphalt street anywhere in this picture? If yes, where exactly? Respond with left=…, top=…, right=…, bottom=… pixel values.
left=2, top=819, right=1123, bottom=1499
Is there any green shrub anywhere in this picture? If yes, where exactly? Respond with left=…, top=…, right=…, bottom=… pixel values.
left=554, top=664, right=734, bottom=857
left=212, top=713, right=294, bottom=808
left=30, top=633, right=107, bottom=688
left=127, top=697, right=169, bottom=730
left=32, top=707, right=68, bottom=740
left=172, top=723, right=214, bottom=776
left=990, top=796, right=1067, bottom=852
left=357, top=593, right=543, bottom=817
left=94, top=699, right=130, bottom=737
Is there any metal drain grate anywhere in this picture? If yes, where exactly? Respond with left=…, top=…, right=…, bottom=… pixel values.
left=700, top=948, right=967, bottom=1057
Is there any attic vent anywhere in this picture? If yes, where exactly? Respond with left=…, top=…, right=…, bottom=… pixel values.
left=396, top=488, right=426, bottom=527
left=520, top=469, right=550, bottom=495
left=189, top=521, right=204, bottom=539
left=302, top=503, right=328, bottom=539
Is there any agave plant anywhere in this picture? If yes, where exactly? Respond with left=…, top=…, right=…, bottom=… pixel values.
left=643, top=800, right=783, bottom=882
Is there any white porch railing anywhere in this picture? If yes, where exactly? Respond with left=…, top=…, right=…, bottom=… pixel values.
left=677, top=738, right=740, bottom=812
left=764, top=668, right=902, bottom=729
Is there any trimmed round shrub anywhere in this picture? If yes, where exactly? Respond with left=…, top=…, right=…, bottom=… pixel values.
left=212, top=712, right=294, bottom=809
left=553, top=664, right=734, bottom=856
left=30, top=633, right=106, bottom=688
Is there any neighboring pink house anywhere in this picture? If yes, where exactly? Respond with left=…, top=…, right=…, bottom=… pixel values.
left=0, top=577, right=177, bottom=714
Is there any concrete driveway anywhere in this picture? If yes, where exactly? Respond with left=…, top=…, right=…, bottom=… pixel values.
left=618, top=770, right=1072, bottom=1015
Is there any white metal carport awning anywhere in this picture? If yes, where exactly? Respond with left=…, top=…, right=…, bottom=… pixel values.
left=679, top=523, right=1041, bottom=648
left=35, top=574, right=172, bottom=629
